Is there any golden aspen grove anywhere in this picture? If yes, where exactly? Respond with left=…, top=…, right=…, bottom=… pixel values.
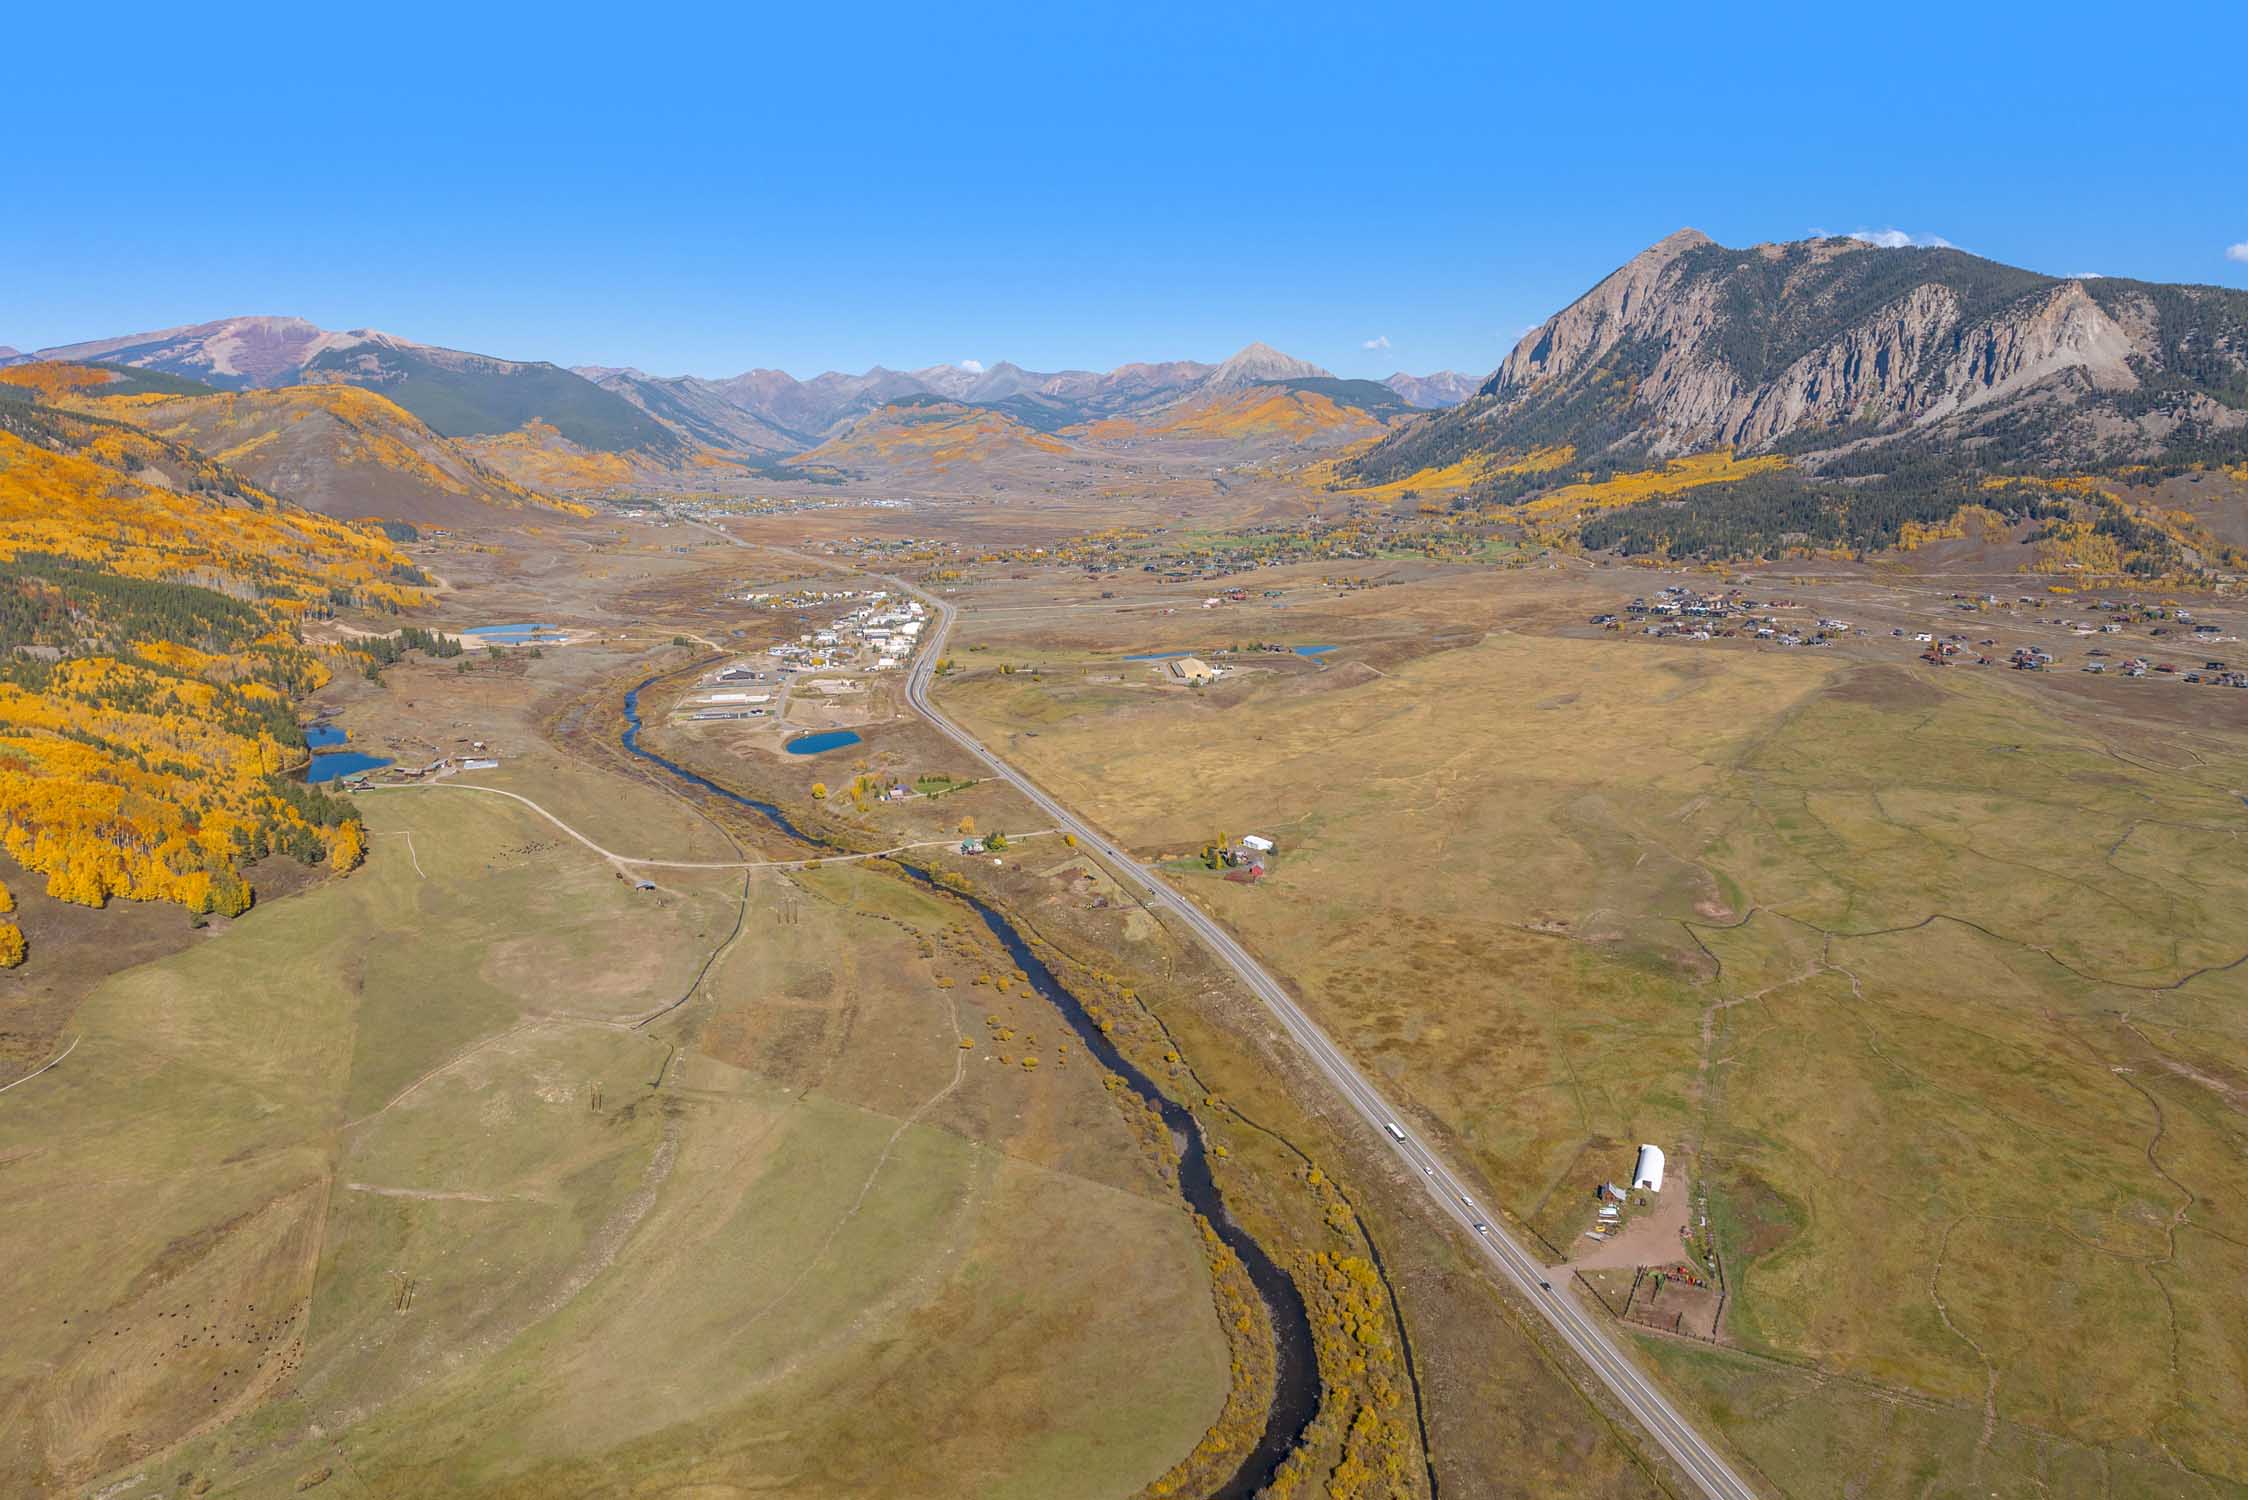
left=0, top=390, right=424, bottom=915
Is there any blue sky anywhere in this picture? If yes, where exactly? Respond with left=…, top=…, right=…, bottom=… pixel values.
left=7, top=1, right=2244, bottom=381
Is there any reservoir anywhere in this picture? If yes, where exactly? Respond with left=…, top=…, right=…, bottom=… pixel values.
left=783, top=729, right=863, bottom=756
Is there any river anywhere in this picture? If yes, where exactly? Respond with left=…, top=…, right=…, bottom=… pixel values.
left=619, top=676, right=1320, bottom=1498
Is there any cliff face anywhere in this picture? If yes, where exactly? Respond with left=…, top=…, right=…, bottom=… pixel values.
left=1354, top=232, right=2248, bottom=483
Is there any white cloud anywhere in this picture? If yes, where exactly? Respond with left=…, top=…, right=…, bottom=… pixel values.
left=2227, top=242, right=2248, bottom=264
left=2067, top=271, right=2106, bottom=280
left=957, top=359, right=984, bottom=373
left=1847, top=228, right=1954, bottom=250
left=1361, top=335, right=1391, bottom=351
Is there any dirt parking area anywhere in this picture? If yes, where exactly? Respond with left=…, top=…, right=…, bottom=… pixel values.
left=1563, top=1178, right=1691, bottom=1272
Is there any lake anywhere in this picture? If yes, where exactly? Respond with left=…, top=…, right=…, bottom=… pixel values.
left=463, top=622, right=566, bottom=645
left=304, top=722, right=347, bottom=748
left=783, top=729, right=863, bottom=756
left=305, top=751, right=392, bottom=783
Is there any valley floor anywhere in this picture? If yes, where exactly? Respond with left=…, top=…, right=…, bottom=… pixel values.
left=13, top=499, right=2248, bottom=1500
left=929, top=553, right=2248, bottom=1499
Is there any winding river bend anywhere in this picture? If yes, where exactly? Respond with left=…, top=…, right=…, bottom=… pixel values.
left=621, top=678, right=1321, bottom=1498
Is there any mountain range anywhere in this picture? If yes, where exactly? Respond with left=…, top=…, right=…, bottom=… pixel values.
left=32, top=226, right=2240, bottom=555
left=0, top=360, right=584, bottom=523
left=6, top=319, right=1476, bottom=481
left=581, top=341, right=1471, bottom=450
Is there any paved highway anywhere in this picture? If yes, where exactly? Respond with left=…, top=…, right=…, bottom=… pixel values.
left=692, top=522, right=1757, bottom=1497
left=898, top=590, right=1759, bottom=1500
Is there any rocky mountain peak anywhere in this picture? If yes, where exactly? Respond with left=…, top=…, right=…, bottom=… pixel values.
left=1358, top=230, right=2248, bottom=487
left=1206, top=342, right=1331, bottom=390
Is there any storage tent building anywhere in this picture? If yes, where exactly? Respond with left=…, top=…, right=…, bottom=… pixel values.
left=1632, top=1144, right=1666, bottom=1194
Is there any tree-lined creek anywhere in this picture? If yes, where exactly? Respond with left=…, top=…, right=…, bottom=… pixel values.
left=620, top=677, right=1319, bottom=1497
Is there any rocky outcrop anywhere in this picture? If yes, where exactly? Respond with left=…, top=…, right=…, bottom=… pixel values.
left=1695, top=281, right=2137, bottom=452
left=1488, top=228, right=1715, bottom=394
left=1352, top=231, right=2248, bottom=482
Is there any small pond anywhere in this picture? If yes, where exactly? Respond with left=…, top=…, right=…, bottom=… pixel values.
left=463, top=622, right=567, bottom=645
left=305, top=751, right=392, bottom=783
left=783, top=729, right=864, bottom=756
left=304, top=722, right=347, bottom=748
left=1121, top=650, right=1193, bottom=660
left=1293, top=644, right=1337, bottom=656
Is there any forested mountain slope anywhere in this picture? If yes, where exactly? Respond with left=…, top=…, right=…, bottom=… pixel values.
left=109, top=384, right=583, bottom=522
left=0, top=397, right=420, bottom=922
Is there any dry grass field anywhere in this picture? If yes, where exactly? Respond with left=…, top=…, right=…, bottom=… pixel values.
left=18, top=491, right=2248, bottom=1499
left=934, top=560, right=2248, bottom=1497
left=524, top=542, right=1685, bottom=1498
left=2, top=732, right=1229, bottom=1497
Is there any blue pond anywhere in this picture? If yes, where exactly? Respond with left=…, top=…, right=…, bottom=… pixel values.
left=1121, top=650, right=1193, bottom=660
left=1293, top=644, right=1337, bottom=656
left=783, top=729, right=863, bottom=756
left=304, top=722, right=347, bottom=748
left=305, top=751, right=392, bottom=783
left=463, top=622, right=566, bottom=645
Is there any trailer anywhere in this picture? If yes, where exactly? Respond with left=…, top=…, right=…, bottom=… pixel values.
left=1384, top=1121, right=1407, bottom=1142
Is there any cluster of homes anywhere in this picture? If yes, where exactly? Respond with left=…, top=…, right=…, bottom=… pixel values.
left=1601, top=584, right=2246, bottom=692
left=1899, top=597, right=2239, bottom=681
left=1595, top=587, right=1846, bottom=648
left=741, top=588, right=928, bottom=673
left=675, top=588, right=931, bottom=725
left=341, top=744, right=500, bottom=789
left=2081, top=653, right=2246, bottom=685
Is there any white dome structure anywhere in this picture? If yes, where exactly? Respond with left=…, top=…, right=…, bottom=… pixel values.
left=1632, top=1144, right=1666, bottom=1194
